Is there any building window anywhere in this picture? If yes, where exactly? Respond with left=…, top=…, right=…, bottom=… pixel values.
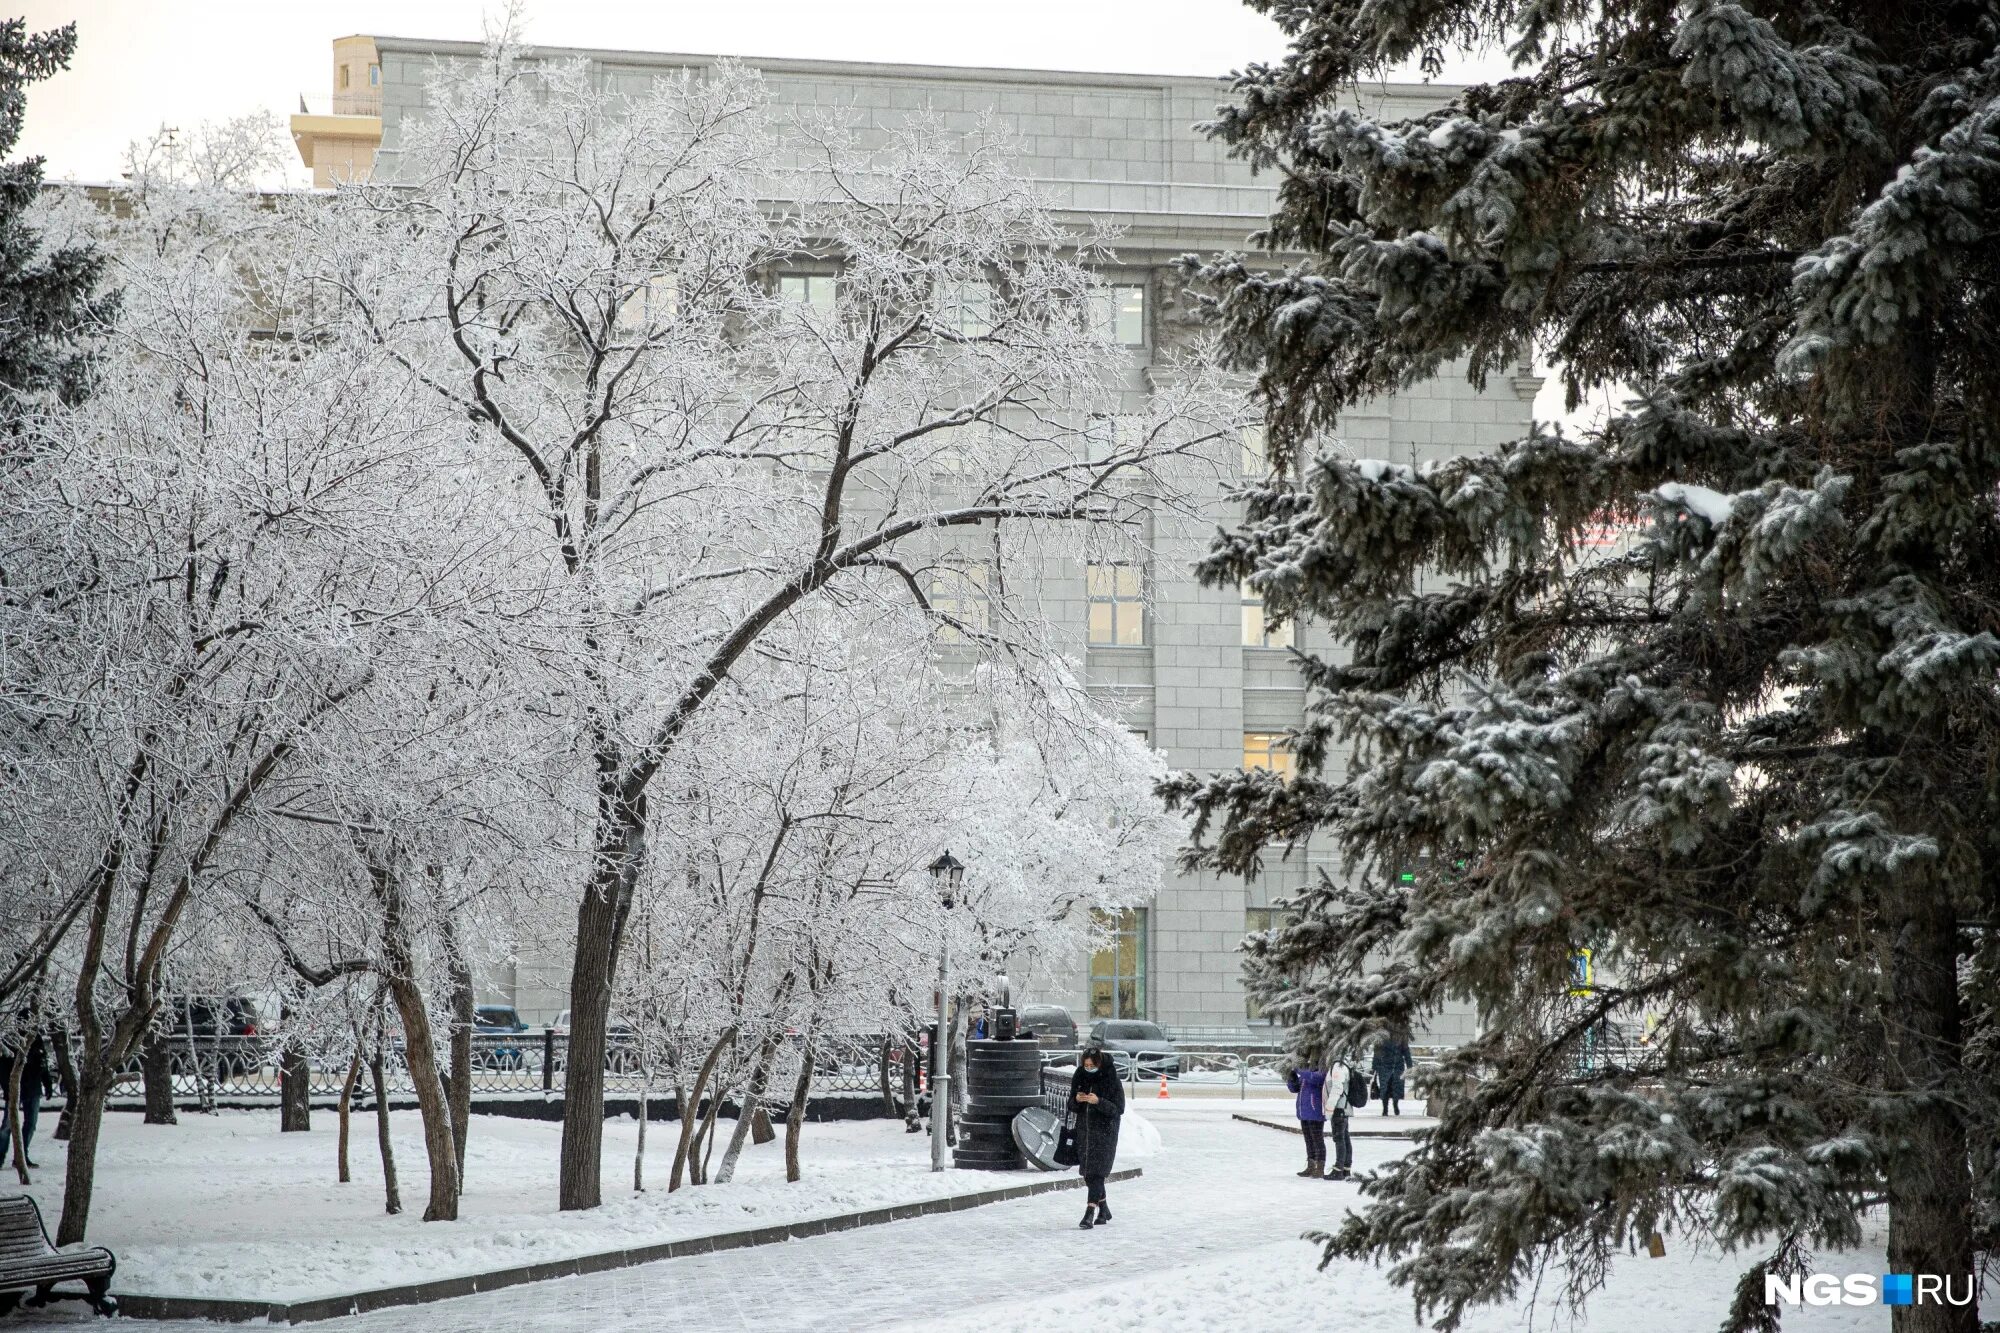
left=1086, top=563, right=1145, bottom=645
left=616, top=271, right=679, bottom=332
left=339, top=64, right=351, bottom=90
left=1241, top=580, right=1294, bottom=648
left=1245, top=907, right=1298, bottom=1021
left=940, top=279, right=992, bottom=337
left=779, top=273, right=837, bottom=313
left=1241, top=424, right=1270, bottom=476
left=1243, top=732, right=1295, bottom=779
left=1091, top=283, right=1145, bottom=346
left=928, top=559, right=990, bottom=643
left=369, top=64, right=380, bottom=87
left=1088, top=908, right=1147, bottom=1019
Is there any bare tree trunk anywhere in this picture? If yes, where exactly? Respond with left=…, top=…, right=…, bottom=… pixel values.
left=381, top=974, right=460, bottom=1222
left=716, top=1035, right=782, bottom=1184
left=336, top=1052, right=360, bottom=1184
left=783, top=1036, right=815, bottom=1184
left=139, top=1027, right=177, bottom=1126
left=698, top=1090, right=723, bottom=1182
left=668, top=1027, right=733, bottom=1192
left=901, top=1027, right=920, bottom=1132
left=1885, top=891, right=1975, bottom=1333
left=877, top=1033, right=894, bottom=1115
left=633, top=1080, right=648, bottom=1193
left=444, top=942, right=473, bottom=1183
left=54, top=1070, right=110, bottom=1245
left=558, top=785, right=646, bottom=1213
left=51, top=1030, right=76, bottom=1141
left=280, top=1035, right=312, bottom=1133
left=686, top=1076, right=725, bottom=1187
left=371, top=858, right=461, bottom=1223
left=369, top=1045, right=400, bottom=1215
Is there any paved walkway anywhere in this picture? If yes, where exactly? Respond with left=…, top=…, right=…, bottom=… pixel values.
left=45, top=1103, right=1400, bottom=1332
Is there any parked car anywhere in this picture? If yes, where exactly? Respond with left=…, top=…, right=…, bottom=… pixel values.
left=1086, top=1019, right=1181, bottom=1078
left=1019, top=1004, right=1079, bottom=1050
left=549, top=1010, right=641, bottom=1072
left=473, top=1004, right=529, bottom=1070
left=163, top=995, right=268, bottom=1077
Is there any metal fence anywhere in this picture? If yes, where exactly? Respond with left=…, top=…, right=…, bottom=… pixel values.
left=107, top=1031, right=909, bottom=1104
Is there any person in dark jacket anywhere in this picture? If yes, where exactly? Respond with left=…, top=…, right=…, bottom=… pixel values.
left=1285, top=1063, right=1327, bottom=1177
left=1372, top=1034, right=1415, bottom=1116
left=0, top=1026, right=55, bottom=1169
left=1069, top=1046, right=1125, bottom=1228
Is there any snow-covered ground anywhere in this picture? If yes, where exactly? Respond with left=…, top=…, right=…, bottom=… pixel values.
left=15, top=1106, right=1153, bottom=1302
left=17, top=1099, right=1933, bottom=1331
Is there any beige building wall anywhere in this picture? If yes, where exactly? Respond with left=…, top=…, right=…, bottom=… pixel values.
left=337, top=37, right=1537, bottom=1041
left=290, top=36, right=383, bottom=188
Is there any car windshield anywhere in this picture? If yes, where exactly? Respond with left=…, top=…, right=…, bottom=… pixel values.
left=1099, top=1022, right=1165, bottom=1041
left=475, top=1008, right=517, bottom=1026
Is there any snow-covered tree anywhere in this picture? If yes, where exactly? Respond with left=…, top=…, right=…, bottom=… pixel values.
left=0, top=118, right=490, bottom=1243
left=299, top=31, right=1246, bottom=1210
left=1169, top=5, right=2000, bottom=1331
left=0, top=20, right=112, bottom=430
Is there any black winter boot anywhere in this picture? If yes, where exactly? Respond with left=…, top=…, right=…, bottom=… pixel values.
left=1078, top=1203, right=1095, bottom=1229
left=1095, top=1201, right=1111, bottom=1224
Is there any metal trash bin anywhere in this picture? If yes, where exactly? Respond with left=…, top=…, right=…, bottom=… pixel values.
left=953, top=1038, right=1042, bottom=1170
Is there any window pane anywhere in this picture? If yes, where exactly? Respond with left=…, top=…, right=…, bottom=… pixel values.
left=781, top=274, right=836, bottom=311
left=1084, top=414, right=1113, bottom=462
left=1086, top=564, right=1112, bottom=597
left=1115, top=566, right=1141, bottom=597
left=1088, top=603, right=1114, bottom=644
left=1116, top=605, right=1144, bottom=645
left=1244, top=733, right=1294, bottom=776
left=617, top=271, right=678, bottom=332
left=1089, top=980, right=1113, bottom=1019
left=1241, top=425, right=1269, bottom=475
left=1114, top=286, right=1144, bottom=345
left=944, top=279, right=991, bottom=337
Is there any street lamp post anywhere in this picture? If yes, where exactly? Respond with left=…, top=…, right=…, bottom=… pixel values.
left=927, top=851, right=964, bottom=1173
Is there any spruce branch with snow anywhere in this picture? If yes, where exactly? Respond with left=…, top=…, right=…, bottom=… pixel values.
left=1170, top=4, right=2000, bottom=1331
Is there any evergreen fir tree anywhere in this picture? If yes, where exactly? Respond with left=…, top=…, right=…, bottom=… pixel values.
left=0, top=19, right=109, bottom=427
left=1169, top=4, right=2000, bottom=1330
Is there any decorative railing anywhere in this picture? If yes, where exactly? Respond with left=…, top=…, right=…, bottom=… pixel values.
left=100, top=1030, right=908, bottom=1104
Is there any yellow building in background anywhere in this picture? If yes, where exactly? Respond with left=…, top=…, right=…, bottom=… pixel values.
left=289, top=36, right=382, bottom=187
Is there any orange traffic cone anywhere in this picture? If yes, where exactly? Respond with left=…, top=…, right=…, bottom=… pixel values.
left=1157, top=1073, right=1169, bottom=1099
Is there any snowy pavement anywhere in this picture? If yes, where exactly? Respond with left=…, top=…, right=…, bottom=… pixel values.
left=8, top=1107, right=1154, bottom=1304
left=16, top=1101, right=1906, bottom=1331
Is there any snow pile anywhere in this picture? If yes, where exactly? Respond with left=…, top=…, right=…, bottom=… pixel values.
left=1116, top=1111, right=1163, bottom=1160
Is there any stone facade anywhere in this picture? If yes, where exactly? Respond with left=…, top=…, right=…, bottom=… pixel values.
left=346, top=37, right=1537, bottom=1042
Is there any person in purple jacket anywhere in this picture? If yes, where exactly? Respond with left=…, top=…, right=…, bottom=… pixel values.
left=1284, top=1062, right=1328, bottom=1177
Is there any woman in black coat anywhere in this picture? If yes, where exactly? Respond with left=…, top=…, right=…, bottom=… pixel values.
left=1069, top=1046, right=1125, bottom=1229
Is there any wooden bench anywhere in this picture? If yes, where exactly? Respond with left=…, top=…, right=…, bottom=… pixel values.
left=0, top=1195, right=117, bottom=1317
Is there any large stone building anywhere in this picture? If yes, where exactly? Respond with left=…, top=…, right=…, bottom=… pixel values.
left=292, top=36, right=1538, bottom=1045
